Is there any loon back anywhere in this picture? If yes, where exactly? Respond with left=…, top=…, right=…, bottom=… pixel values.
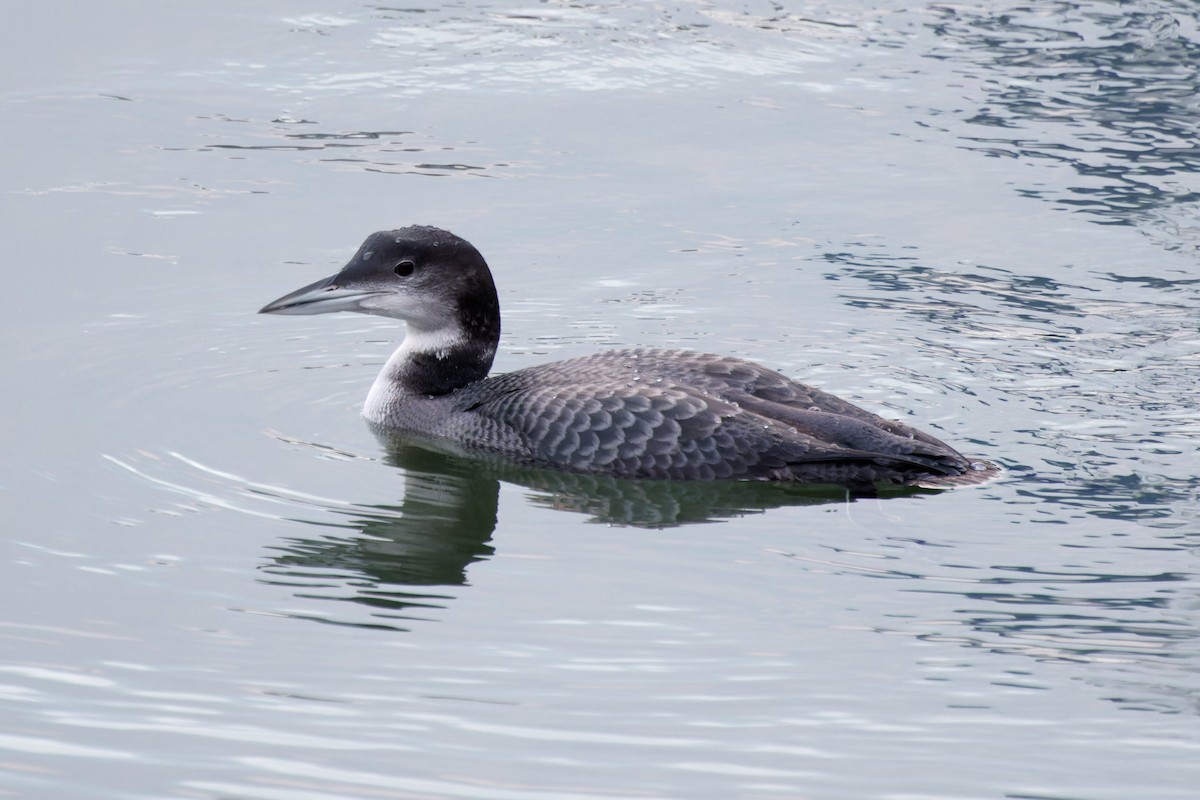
left=260, top=226, right=998, bottom=487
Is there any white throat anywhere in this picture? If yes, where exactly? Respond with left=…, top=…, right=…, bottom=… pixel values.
left=363, top=323, right=466, bottom=423
left=394, top=324, right=466, bottom=361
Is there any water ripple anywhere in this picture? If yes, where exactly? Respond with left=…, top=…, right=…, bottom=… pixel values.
left=255, top=3, right=860, bottom=96
left=921, top=0, right=1200, bottom=236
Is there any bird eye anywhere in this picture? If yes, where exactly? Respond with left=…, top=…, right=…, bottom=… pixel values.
left=394, top=260, right=415, bottom=277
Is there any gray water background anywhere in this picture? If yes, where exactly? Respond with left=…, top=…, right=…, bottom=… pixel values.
left=2, top=1, right=1199, bottom=798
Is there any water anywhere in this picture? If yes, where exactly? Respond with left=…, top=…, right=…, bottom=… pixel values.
left=2, top=1, right=1199, bottom=798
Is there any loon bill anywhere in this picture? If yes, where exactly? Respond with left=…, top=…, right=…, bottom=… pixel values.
left=260, top=226, right=999, bottom=487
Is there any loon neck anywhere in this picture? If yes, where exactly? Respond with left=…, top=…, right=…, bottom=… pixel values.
left=364, top=263, right=501, bottom=419
left=399, top=324, right=497, bottom=396
left=365, top=322, right=498, bottom=420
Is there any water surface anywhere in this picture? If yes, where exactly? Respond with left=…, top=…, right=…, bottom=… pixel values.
left=2, top=2, right=1199, bottom=799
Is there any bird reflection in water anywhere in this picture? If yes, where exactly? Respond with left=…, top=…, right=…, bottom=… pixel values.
left=260, top=428, right=942, bottom=630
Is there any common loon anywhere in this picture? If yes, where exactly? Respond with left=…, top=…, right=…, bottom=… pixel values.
left=260, top=226, right=997, bottom=486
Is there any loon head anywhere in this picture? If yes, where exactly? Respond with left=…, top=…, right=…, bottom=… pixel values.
left=260, top=225, right=502, bottom=397
left=259, top=225, right=500, bottom=338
